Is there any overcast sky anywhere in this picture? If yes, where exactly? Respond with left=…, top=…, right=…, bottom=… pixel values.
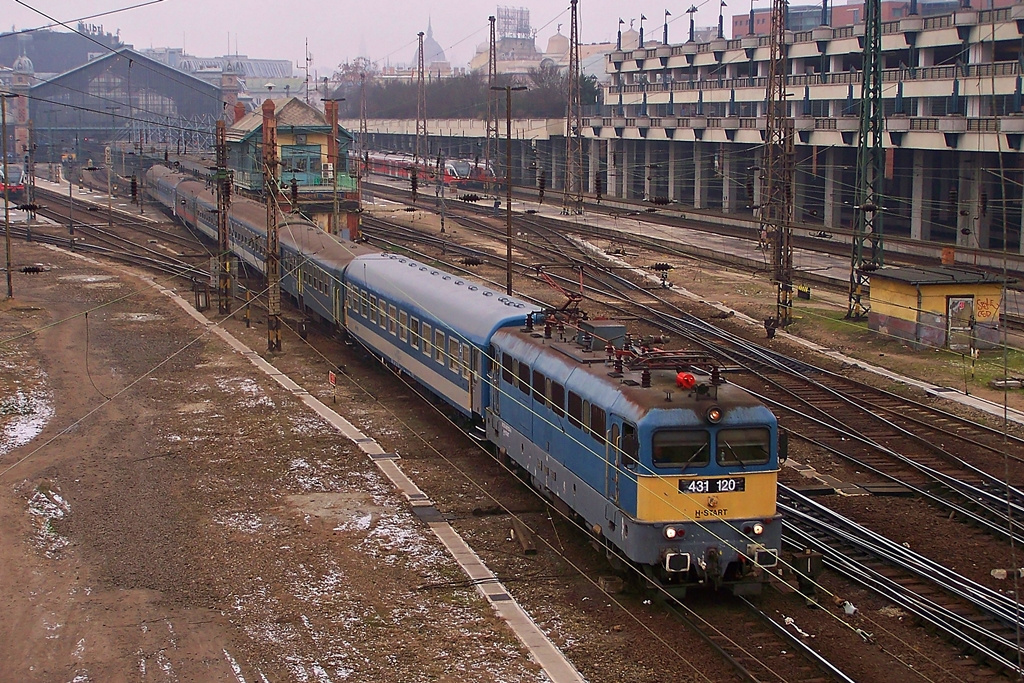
left=4, top=0, right=775, bottom=76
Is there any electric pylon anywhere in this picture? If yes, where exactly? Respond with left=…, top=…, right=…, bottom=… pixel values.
left=415, top=31, right=427, bottom=167
left=561, top=0, right=584, bottom=215
left=760, top=0, right=795, bottom=332
left=485, top=15, right=498, bottom=195
left=847, top=0, right=885, bottom=319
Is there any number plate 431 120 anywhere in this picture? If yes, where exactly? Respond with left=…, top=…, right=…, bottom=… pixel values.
left=678, top=477, right=746, bottom=494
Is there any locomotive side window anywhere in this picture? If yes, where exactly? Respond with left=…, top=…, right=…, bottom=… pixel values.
left=716, top=428, right=771, bottom=466
left=622, top=422, right=639, bottom=469
left=422, top=323, right=433, bottom=357
left=434, top=329, right=445, bottom=364
left=590, top=405, right=606, bottom=441
left=502, top=353, right=514, bottom=384
left=550, top=382, right=565, bottom=417
left=533, top=370, right=545, bottom=404
left=653, top=430, right=710, bottom=468
left=568, top=392, right=583, bottom=429
left=517, top=361, right=531, bottom=395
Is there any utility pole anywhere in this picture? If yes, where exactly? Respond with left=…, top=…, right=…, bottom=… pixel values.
left=262, top=100, right=282, bottom=352
left=760, top=0, right=795, bottom=333
left=2, top=93, right=13, bottom=298
left=216, top=119, right=232, bottom=314
left=491, top=85, right=526, bottom=295
left=359, top=72, right=368, bottom=204
left=561, top=0, right=584, bottom=215
left=105, top=145, right=112, bottom=228
left=485, top=15, right=498, bottom=196
left=436, top=151, right=447, bottom=233
left=847, top=0, right=885, bottom=319
left=415, top=32, right=427, bottom=167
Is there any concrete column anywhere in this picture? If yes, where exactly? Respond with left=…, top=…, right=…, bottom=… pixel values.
left=973, top=164, right=991, bottom=248
left=607, top=138, right=620, bottom=198
left=721, top=145, right=734, bottom=213
left=643, top=140, right=653, bottom=200
left=910, top=148, right=925, bottom=241
left=693, top=141, right=708, bottom=209
left=823, top=147, right=839, bottom=230
left=668, top=142, right=677, bottom=202
left=957, top=153, right=974, bottom=248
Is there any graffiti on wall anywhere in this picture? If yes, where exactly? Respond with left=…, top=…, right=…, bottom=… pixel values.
left=974, top=297, right=1000, bottom=321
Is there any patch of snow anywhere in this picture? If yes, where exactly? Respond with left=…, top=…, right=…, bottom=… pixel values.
left=214, top=511, right=267, bottom=534
left=26, top=484, right=70, bottom=558
left=217, top=377, right=275, bottom=409
left=1, top=386, right=55, bottom=456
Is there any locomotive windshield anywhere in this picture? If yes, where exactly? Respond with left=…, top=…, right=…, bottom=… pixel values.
left=1, top=166, right=22, bottom=183
left=653, top=430, right=710, bottom=468
left=450, top=161, right=472, bottom=178
left=716, top=428, right=771, bottom=467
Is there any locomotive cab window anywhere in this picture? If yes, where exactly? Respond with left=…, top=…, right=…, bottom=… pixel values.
left=501, top=353, right=514, bottom=384
left=716, top=428, right=770, bottom=466
left=653, top=430, right=710, bottom=468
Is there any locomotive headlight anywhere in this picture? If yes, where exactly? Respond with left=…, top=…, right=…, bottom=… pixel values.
left=663, top=526, right=680, bottom=539
left=706, top=406, right=722, bottom=424
left=752, top=522, right=765, bottom=536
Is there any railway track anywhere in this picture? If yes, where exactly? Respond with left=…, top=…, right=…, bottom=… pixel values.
left=781, top=486, right=1024, bottom=677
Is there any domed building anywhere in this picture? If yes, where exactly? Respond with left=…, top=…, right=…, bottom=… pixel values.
left=411, top=20, right=451, bottom=76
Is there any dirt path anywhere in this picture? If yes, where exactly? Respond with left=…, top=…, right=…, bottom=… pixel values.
left=0, top=244, right=544, bottom=683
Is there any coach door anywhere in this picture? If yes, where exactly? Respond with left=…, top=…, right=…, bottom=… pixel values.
left=470, top=346, right=483, bottom=415
left=606, top=423, right=620, bottom=504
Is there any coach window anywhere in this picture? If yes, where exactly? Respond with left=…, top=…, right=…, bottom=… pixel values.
left=448, top=338, right=459, bottom=372
left=360, top=290, right=369, bottom=317
left=716, top=428, right=770, bottom=466
left=410, top=317, right=421, bottom=349
left=399, top=311, right=408, bottom=342
left=653, top=430, right=710, bottom=469
left=434, top=329, right=445, bottom=364
left=463, top=346, right=473, bottom=379
left=549, top=381, right=565, bottom=418
left=379, top=300, right=388, bottom=329
left=568, top=391, right=583, bottom=429
left=422, top=323, right=433, bottom=357
left=502, top=353, right=514, bottom=384
left=388, top=305, right=397, bottom=335
left=369, top=295, right=377, bottom=323
left=590, top=405, right=606, bottom=442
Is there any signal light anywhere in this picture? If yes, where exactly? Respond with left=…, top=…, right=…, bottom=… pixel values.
left=130, top=175, right=138, bottom=201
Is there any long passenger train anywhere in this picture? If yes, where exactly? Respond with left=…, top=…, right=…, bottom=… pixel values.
left=147, top=164, right=782, bottom=595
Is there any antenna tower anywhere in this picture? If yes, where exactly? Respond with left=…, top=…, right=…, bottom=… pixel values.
left=215, top=119, right=232, bottom=314
left=485, top=15, right=498, bottom=194
left=561, top=0, right=583, bottom=215
left=847, top=0, right=884, bottom=319
left=415, top=31, right=427, bottom=166
left=760, top=0, right=795, bottom=330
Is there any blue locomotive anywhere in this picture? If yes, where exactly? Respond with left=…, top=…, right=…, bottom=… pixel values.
left=147, top=165, right=782, bottom=595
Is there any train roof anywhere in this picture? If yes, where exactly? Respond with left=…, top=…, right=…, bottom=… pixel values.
left=492, top=327, right=774, bottom=427
left=148, top=166, right=373, bottom=266
left=345, top=253, right=542, bottom=344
